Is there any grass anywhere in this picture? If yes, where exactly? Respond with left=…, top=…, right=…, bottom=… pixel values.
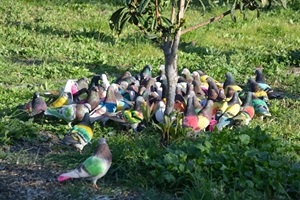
left=0, top=0, right=300, bottom=199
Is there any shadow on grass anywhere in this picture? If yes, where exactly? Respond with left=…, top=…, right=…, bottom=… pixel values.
left=5, top=20, right=115, bottom=44
left=5, top=53, right=131, bottom=79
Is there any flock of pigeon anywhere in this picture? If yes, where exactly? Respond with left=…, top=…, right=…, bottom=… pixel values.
left=19, top=64, right=280, bottom=187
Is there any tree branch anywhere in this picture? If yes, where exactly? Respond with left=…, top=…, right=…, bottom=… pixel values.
left=181, top=8, right=238, bottom=35
left=171, top=0, right=185, bottom=57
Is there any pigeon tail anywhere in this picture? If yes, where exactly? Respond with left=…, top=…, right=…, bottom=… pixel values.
left=57, top=175, right=72, bottom=182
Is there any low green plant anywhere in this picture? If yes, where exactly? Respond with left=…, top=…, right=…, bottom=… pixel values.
left=152, top=111, right=186, bottom=146
left=0, top=116, right=39, bottom=144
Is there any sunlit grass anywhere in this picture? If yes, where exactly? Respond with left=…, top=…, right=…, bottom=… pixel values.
left=0, top=0, right=299, bottom=198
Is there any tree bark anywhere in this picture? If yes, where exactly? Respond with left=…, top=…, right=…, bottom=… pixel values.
left=163, top=0, right=185, bottom=115
left=181, top=9, right=235, bottom=35
left=164, top=50, right=178, bottom=115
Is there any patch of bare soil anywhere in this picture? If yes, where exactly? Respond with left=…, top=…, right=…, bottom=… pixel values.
left=0, top=133, right=144, bottom=200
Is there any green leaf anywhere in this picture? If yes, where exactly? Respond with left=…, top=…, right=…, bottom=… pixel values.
left=163, top=172, right=175, bottom=183
left=239, top=134, right=250, bottom=145
left=109, top=7, right=127, bottom=30
left=160, top=16, right=173, bottom=27
left=204, top=140, right=212, bottom=149
left=138, top=0, right=151, bottom=14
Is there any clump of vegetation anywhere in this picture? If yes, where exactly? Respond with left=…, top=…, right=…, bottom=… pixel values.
left=0, top=0, right=299, bottom=199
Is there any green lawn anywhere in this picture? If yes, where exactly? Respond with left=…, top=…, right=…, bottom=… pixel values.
left=0, top=0, right=299, bottom=199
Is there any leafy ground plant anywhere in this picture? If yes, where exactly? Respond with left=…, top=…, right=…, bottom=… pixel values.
left=0, top=0, right=299, bottom=199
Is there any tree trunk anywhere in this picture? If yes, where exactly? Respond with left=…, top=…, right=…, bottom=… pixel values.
left=164, top=52, right=178, bottom=115
left=163, top=0, right=185, bottom=115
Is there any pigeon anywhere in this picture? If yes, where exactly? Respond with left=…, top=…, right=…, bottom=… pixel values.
left=252, top=94, right=271, bottom=120
left=174, top=87, right=186, bottom=112
left=197, top=99, right=215, bottom=129
left=58, top=138, right=112, bottom=189
left=124, top=83, right=139, bottom=101
left=49, top=92, right=73, bottom=108
left=75, top=77, right=90, bottom=91
left=183, top=94, right=214, bottom=136
left=115, top=71, right=136, bottom=86
left=64, top=77, right=89, bottom=95
left=86, top=85, right=101, bottom=111
left=100, top=74, right=110, bottom=91
left=255, top=68, right=273, bottom=93
left=232, top=91, right=255, bottom=126
left=213, top=99, right=228, bottom=121
left=181, top=68, right=194, bottom=84
left=89, top=85, right=118, bottom=124
left=182, top=93, right=199, bottom=132
left=192, top=94, right=203, bottom=113
left=44, top=103, right=91, bottom=126
left=72, top=88, right=89, bottom=104
left=43, top=77, right=89, bottom=100
left=156, top=64, right=166, bottom=82
left=61, top=113, right=94, bottom=153
left=153, top=100, right=166, bottom=124
left=195, top=70, right=222, bottom=92
left=139, top=64, right=152, bottom=82
left=191, top=71, right=206, bottom=99
left=24, top=92, right=47, bottom=117
left=248, top=78, right=269, bottom=103
left=88, top=75, right=102, bottom=90
left=207, top=77, right=219, bottom=101
left=223, top=72, right=242, bottom=93
left=255, top=68, right=283, bottom=99
left=216, top=91, right=241, bottom=131
left=122, top=95, right=145, bottom=132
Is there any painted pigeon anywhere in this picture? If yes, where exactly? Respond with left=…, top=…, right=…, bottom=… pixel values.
left=116, top=71, right=137, bottom=87
left=139, top=64, right=152, bottom=81
left=207, top=77, right=219, bottom=101
left=248, top=78, right=269, bottom=103
left=183, top=94, right=214, bottom=136
left=44, top=103, right=91, bottom=126
left=255, top=68, right=283, bottom=99
left=232, top=91, right=255, bottom=126
left=88, top=75, right=101, bottom=90
left=76, top=77, right=90, bottom=91
left=255, top=68, right=273, bottom=93
left=174, top=88, right=186, bottom=112
left=182, top=93, right=199, bottom=132
left=252, top=94, right=271, bottom=120
left=49, top=92, right=73, bottom=108
left=101, top=74, right=110, bottom=89
left=61, top=113, right=94, bottom=153
left=89, top=85, right=118, bottom=124
left=86, top=85, right=101, bottom=111
left=156, top=65, right=166, bottom=82
left=72, top=88, right=89, bottom=104
left=223, top=72, right=242, bottom=93
left=64, top=77, right=89, bottom=95
left=58, top=138, right=112, bottom=189
left=24, top=92, right=47, bottom=117
left=191, top=71, right=206, bottom=99
left=195, top=70, right=222, bottom=92
left=181, top=68, right=194, bottom=84
left=153, top=100, right=166, bottom=124
left=216, top=91, right=241, bottom=131
left=122, top=95, right=145, bottom=132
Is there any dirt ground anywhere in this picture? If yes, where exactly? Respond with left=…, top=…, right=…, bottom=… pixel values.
left=0, top=133, right=144, bottom=200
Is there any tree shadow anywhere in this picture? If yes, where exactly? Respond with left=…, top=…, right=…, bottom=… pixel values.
left=179, top=41, right=236, bottom=64
left=5, top=20, right=115, bottom=44
left=50, top=0, right=125, bottom=6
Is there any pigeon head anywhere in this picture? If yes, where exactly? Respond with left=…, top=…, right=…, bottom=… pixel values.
left=181, top=68, right=190, bottom=75
left=98, top=138, right=107, bottom=144
left=33, top=92, right=40, bottom=99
